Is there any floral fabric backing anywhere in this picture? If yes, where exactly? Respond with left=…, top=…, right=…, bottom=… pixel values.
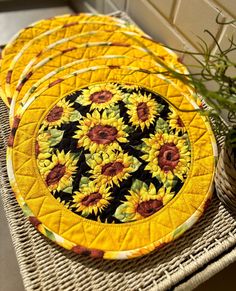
left=37, top=83, right=191, bottom=224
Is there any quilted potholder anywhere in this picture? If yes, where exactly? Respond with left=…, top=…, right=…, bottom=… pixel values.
left=11, top=55, right=188, bottom=127
left=7, top=66, right=216, bottom=259
left=10, top=29, right=186, bottom=124
left=0, top=15, right=144, bottom=106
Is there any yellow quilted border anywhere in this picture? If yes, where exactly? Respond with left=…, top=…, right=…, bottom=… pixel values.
left=8, top=67, right=216, bottom=259
left=0, top=13, right=144, bottom=107
left=11, top=29, right=182, bottom=117
left=11, top=58, right=187, bottom=128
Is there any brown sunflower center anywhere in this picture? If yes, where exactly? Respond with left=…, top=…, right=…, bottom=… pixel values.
left=137, top=200, right=163, bottom=217
left=137, top=102, right=150, bottom=121
left=87, top=125, right=118, bottom=144
left=158, top=142, right=180, bottom=173
left=101, top=162, right=124, bottom=176
left=90, top=90, right=113, bottom=103
left=177, top=117, right=184, bottom=127
left=46, top=106, right=63, bottom=122
left=81, top=192, right=102, bottom=206
left=46, top=164, right=66, bottom=186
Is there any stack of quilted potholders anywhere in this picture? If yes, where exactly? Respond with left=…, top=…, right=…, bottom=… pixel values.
left=1, top=13, right=217, bottom=259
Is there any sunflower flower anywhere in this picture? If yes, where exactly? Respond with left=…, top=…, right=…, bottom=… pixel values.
left=56, top=197, right=71, bottom=209
left=168, top=108, right=186, bottom=134
left=36, top=131, right=52, bottom=162
left=42, top=98, right=76, bottom=128
left=74, top=110, right=128, bottom=153
left=114, top=180, right=175, bottom=222
left=36, top=128, right=64, bottom=169
left=125, top=92, right=162, bottom=131
left=142, top=132, right=191, bottom=184
left=86, top=150, right=141, bottom=187
left=72, top=182, right=112, bottom=217
left=76, top=83, right=123, bottom=110
left=121, top=84, right=140, bottom=91
left=40, top=150, right=79, bottom=193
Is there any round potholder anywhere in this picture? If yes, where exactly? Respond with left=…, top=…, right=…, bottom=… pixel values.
left=12, top=29, right=174, bottom=97
left=11, top=30, right=169, bottom=103
left=11, top=50, right=187, bottom=126
left=8, top=66, right=216, bottom=259
left=1, top=16, right=144, bottom=105
left=1, top=13, right=132, bottom=106
left=2, top=13, right=126, bottom=59
left=10, top=29, right=186, bottom=124
left=11, top=56, right=158, bottom=123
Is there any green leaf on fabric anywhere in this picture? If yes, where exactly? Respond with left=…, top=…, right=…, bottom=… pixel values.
left=106, top=105, right=120, bottom=115
left=133, top=143, right=145, bottom=151
left=131, top=157, right=141, bottom=172
left=48, top=129, right=64, bottom=146
left=131, top=179, right=143, bottom=191
left=114, top=204, right=135, bottom=223
left=45, top=228, right=56, bottom=242
left=157, top=104, right=165, bottom=113
left=124, top=125, right=133, bottom=133
left=155, top=117, right=169, bottom=133
left=79, top=176, right=90, bottom=188
left=63, top=186, right=73, bottom=194
left=70, top=110, right=82, bottom=122
left=122, top=93, right=132, bottom=104
left=164, top=177, right=177, bottom=188
left=22, top=203, right=33, bottom=216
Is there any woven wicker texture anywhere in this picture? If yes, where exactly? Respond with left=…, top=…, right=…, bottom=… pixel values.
left=1, top=96, right=236, bottom=289
left=215, top=146, right=236, bottom=212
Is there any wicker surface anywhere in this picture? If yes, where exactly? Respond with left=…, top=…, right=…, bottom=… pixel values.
left=1, top=99, right=236, bottom=291
left=1, top=11, right=236, bottom=290
left=215, top=145, right=236, bottom=212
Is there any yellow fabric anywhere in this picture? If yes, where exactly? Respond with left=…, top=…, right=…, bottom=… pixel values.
left=10, top=29, right=187, bottom=119
left=10, top=67, right=215, bottom=255
left=0, top=14, right=143, bottom=106
left=14, top=58, right=187, bottom=118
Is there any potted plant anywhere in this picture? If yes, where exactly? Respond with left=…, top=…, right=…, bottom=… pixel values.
left=129, top=16, right=236, bottom=211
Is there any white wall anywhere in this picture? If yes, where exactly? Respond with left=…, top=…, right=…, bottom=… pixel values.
left=71, top=0, right=236, bottom=70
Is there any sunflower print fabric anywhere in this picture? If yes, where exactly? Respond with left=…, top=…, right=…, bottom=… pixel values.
left=36, top=82, right=191, bottom=223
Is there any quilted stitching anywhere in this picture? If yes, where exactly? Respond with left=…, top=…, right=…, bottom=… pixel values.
left=13, top=62, right=189, bottom=125
left=2, top=13, right=217, bottom=260
left=7, top=29, right=162, bottom=98
left=11, top=35, right=186, bottom=119
left=10, top=28, right=182, bottom=100
left=8, top=67, right=215, bottom=259
left=0, top=14, right=143, bottom=106
left=2, top=21, right=143, bottom=101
